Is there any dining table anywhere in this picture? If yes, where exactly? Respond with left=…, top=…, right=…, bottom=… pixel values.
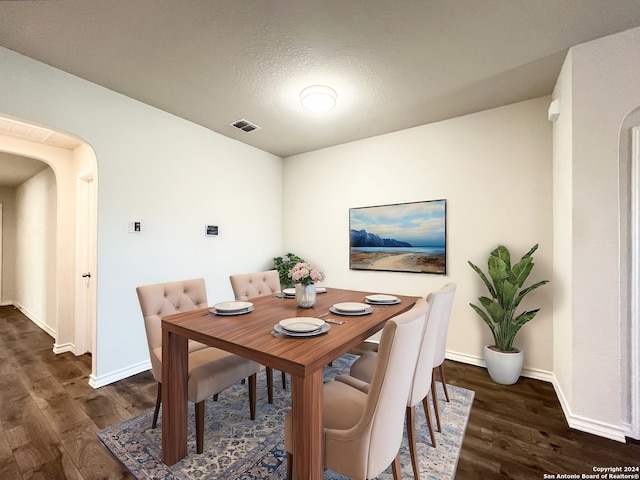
left=160, top=287, right=420, bottom=479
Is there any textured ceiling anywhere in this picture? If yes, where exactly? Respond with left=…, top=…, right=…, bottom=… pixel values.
left=1, top=0, right=640, bottom=158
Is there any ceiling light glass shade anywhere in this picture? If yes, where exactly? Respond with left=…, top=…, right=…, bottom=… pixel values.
left=300, top=85, right=337, bottom=112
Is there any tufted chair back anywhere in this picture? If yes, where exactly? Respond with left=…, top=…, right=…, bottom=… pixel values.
left=136, top=278, right=209, bottom=383
left=230, top=270, right=280, bottom=301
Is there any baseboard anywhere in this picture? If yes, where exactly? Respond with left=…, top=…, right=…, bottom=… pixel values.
left=53, top=342, right=76, bottom=354
left=446, top=349, right=628, bottom=443
left=89, top=359, right=151, bottom=389
left=13, top=301, right=56, bottom=339
left=550, top=373, right=627, bottom=443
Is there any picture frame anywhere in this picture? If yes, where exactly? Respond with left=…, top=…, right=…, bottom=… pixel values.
left=349, top=199, right=447, bottom=274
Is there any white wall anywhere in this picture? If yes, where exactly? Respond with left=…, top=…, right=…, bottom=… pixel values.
left=14, top=167, right=57, bottom=334
left=0, top=47, right=283, bottom=385
left=552, top=26, right=640, bottom=441
left=0, top=187, right=17, bottom=304
left=284, top=97, right=554, bottom=374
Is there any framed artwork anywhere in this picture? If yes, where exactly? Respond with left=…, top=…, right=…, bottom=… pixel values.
left=349, top=199, right=446, bottom=274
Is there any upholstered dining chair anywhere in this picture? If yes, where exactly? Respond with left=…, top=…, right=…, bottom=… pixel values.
left=430, top=283, right=457, bottom=432
left=229, top=270, right=286, bottom=394
left=284, top=299, right=428, bottom=480
left=136, top=278, right=262, bottom=454
left=341, top=290, right=444, bottom=480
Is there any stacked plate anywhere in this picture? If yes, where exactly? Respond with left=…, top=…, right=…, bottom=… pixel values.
left=329, top=302, right=373, bottom=316
left=273, top=317, right=330, bottom=337
left=282, top=287, right=328, bottom=297
left=364, top=294, right=401, bottom=305
left=210, top=301, right=254, bottom=316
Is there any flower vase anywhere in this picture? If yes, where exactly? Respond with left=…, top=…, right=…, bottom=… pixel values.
left=295, top=284, right=316, bottom=308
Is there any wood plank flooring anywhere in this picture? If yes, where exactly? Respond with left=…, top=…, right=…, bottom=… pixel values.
left=0, top=305, right=638, bottom=479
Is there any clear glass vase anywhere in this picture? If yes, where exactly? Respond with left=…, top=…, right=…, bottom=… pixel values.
left=295, top=283, right=316, bottom=308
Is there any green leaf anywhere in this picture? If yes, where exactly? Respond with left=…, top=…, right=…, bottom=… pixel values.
left=491, top=245, right=511, bottom=270
left=468, top=261, right=497, bottom=299
left=511, top=256, right=534, bottom=287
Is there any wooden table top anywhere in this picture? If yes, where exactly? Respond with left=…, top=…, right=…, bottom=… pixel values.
left=161, top=287, right=420, bottom=377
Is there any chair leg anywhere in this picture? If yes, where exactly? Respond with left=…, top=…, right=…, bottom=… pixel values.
left=249, top=374, right=257, bottom=420
left=391, top=452, right=402, bottom=480
left=438, top=364, right=450, bottom=402
left=281, top=370, right=287, bottom=389
left=286, top=452, right=293, bottom=480
left=152, top=382, right=161, bottom=429
left=195, top=401, right=205, bottom=454
left=406, top=405, right=420, bottom=480
left=431, top=376, right=442, bottom=433
left=422, top=394, right=437, bottom=447
left=266, top=367, right=274, bottom=404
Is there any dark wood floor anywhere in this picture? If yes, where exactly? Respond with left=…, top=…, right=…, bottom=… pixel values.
left=1, top=305, right=638, bottom=479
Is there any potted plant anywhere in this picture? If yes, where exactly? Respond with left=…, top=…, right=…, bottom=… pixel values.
left=273, top=253, right=305, bottom=288
left=468, top=244, right=549, bottom=384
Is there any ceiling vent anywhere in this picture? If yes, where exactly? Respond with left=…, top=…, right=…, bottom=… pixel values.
left=230, top=119, right=261, bottom=133
left=0, top=116, right=55, bottom=142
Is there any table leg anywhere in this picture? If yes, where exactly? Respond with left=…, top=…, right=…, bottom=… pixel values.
left=290, top=369, right=324, bottom=480
left=162, top=328, right=188, bottom=465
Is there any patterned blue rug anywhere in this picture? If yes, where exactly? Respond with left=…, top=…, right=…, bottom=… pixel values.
left=97, top=354, right=474, bottom=479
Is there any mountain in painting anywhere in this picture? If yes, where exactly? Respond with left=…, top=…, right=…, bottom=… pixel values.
left=350, top=229, right=413, bottom=248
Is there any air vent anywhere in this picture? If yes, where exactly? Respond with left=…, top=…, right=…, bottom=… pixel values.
left=0, top=116, right=55, bottom=142
left=230, top=119, right=261, bottom=133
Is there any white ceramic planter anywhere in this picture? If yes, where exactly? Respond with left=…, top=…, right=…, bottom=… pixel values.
left=484, top=345, right=524, bottom=385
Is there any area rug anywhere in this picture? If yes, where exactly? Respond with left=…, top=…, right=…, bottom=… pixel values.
left=98, top=354, right=474, bottom=479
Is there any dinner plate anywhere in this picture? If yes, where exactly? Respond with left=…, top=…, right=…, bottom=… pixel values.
left=213, top=301, right=254, bottom=312
left=279, top=317, right=325, bottom=333
left=273, top=323, right=330, bottom=337
left=209, top=307, right=253, bottom=315
left=210, top=305, right=254, bottom=316
left=365, top=298, right=401, bottom=305
left=365, top=294, right=399, bottom=303
left=332, top=302, right=369, bottom=313
left=329, top=306, right=374, bottom=316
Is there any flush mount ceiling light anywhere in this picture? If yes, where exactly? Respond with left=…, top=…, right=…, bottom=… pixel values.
left=300, top=85, right=337, bottom=112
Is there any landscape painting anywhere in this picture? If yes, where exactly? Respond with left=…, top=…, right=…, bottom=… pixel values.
left=349, top=199, right=446, bottom=274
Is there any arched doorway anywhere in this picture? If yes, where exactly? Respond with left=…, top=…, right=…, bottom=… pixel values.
left=0, top=114, right=98, bottom=373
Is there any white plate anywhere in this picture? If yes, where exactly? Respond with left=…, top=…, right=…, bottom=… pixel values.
left=273, top=323, right=330, bottom=337
left=366, top=298, right=401, bottom=305
left=210, top=305, right=254, bottom=316
left=329, top=306, right=374, bottom=316
left=213, top=301, right=253, bottom=312
left=279, top=317, right=325, bottom=333
left=316, top=287, right=327, bottom=294
left=333, top=302, right=369, bottom=313
left=365, top=294, right=399, bottom=303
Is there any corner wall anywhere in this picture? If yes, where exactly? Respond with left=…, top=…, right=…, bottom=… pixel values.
left=284, top=97, right=554, bottom=375
left=552, top=26, right=640, bottom=441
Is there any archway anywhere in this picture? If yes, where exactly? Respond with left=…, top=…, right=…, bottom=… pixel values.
left=0, top=114, right=98, bottom=375
left=619, top=107, right=640, bottom=440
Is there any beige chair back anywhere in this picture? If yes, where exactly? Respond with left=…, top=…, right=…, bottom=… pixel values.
left=230, top=270, right=280, bottom=301
left=136, top=278, right=208, bottom=382
left=433, top=283, right=457, bottom=367
left=406, top=289, right=448, bottom=407
left=324, top=299, right=428, bottom=479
